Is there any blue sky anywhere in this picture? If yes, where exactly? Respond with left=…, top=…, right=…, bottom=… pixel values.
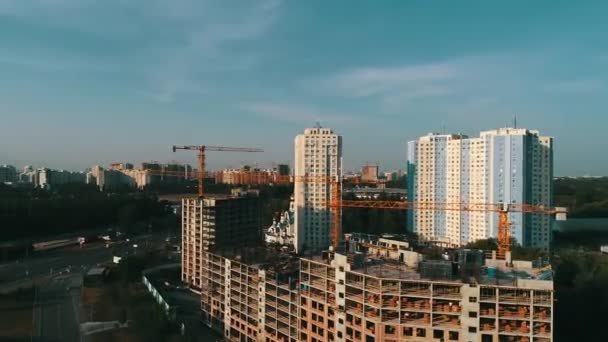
left=1, top=0, right=607, bottom=175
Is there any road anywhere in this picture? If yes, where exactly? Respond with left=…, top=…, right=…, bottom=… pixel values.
left=0, top=234, right=166, bottom=293
left=0, top=233, right=168, bottom=341
left=33, top=274, right=82, bottom=342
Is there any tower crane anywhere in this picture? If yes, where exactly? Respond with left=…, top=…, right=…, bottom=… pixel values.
left=283, top=175, right=567, bottom=259
left=331, top=199, right=567, bottom=259
left=172, top=145, right=263, bottom=198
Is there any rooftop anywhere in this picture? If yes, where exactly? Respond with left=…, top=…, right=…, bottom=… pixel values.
left=307, top=234, right=553, bottom=288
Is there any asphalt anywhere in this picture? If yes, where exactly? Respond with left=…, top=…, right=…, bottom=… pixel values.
left=0, top=234, right=168, bottom=342
left=32, top=275, right=81, bottom=342
left=0, top=234, right=165, bottom=293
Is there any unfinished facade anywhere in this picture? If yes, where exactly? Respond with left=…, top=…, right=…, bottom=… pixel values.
left=193, top=234, right=554, bottom=342
left=181, top=190, right=261, bottom=291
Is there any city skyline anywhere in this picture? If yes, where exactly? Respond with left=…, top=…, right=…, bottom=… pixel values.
left=2, top=1, right=608, bottom=175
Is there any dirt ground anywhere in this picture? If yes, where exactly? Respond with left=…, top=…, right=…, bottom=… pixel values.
left=0, top=288, right=34, bottom=338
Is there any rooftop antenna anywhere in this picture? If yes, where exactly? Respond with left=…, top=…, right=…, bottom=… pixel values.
left=513, top=115, right=517, bottom=129
left=441, top=122, right=446, bottom=135
left=315, top=121, right=322, bottom=129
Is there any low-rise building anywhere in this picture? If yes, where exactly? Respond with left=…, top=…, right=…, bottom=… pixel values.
left=265, top=199, right=295, bottom=247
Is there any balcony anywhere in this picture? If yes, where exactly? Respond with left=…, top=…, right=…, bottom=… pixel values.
left=432, top=285, right=462, bottom=300
left=364, top=307, right=380, bottom=320
left=533, top=291, right=552, bottom=306
left=482, top=310, right=498, bottom=319
left=481, top=323, right=496, bottom=332
left=401, top=283, right=431, bottom=297
left=499, top=321, right=531, bottom=335
left=498, top=305, right=530, bottom=320
left=381, top=311, right=400, bottom=324
left=382, top=281, right=400, bottom=294
left=498, top=289, right=531, bottom=305
left=366, top=293, right=381, bottom=307
left=432, top=314, right=460, bottom=328
left=381, top=295, right=399, bottom=308
left=534, top=323, right=551, bottom=337
left=401, top=298, right=430, bottom=311
left=533, top=307, right=551, bottom=321
left=309, top=277, right=326, bottom=290
left=433, top=304, right=461, bottom=314
left=346, top=302, right=363, bottom=315
left=400, top=312, right=430, bottom=326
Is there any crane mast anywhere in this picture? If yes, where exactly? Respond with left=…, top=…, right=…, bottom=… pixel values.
left=172, top=145, right=263, bottom=198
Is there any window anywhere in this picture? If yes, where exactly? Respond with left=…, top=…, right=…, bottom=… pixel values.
left=469, top=296, right=478, bottom=303
left=469, top=327, right=477, bottom=333
left=469, top=312, right=477, bottom=318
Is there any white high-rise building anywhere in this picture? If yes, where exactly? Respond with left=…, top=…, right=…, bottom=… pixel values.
left=294, top=127, right=342, bottom=253
left=407, top=127, right=553, bottom=249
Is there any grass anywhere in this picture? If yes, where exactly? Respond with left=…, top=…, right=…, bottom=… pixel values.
left=82, top=280, right=184, bottom=342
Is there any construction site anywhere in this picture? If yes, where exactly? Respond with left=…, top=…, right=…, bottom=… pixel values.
left=173, top=134, right=562, bottom=342
left=191, top=234, right=554, bottom=342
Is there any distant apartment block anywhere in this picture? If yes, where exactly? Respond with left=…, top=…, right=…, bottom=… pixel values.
left=294, top=127, right=342, bottom=253
left=214, top=164, right=291, bottom=185
left=87, top=162, right=191, bottom=190
left=277, top=163, right=291, bottom=176
left=407, top=128, right=553, bottom=248
left=0, top=165, right=17, bottom=183
left=383, top=170, right=403, bottom=182
left=181, top=189, right=262, bottom=291
left=20, top=168, right=86, bottom=189
left=195, top=234, right=555, bottom=342
left=215, top=166, right=277, bottom=185
left=361, top=164, right=379, bottom=182
left=109, top=162, right=134, bottom=170
left=87, top=164, right=147, bottom=189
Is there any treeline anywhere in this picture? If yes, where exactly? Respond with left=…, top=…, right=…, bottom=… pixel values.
left=0, top=183, right=174, bottom=242
left=554, top=177, right=608, bottom=217
left=552, top=249, right=608, bottom=341
left=342, top=208, right=406, bottom=235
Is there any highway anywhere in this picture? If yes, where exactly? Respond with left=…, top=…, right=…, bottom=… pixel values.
left=0, top=234, right=168, bottom=341
left=33, top=274, right=81, bottom=342
left=0, top=234, right=164, bottom=292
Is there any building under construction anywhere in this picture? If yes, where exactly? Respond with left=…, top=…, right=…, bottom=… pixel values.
left=194, top=233, right=554, bottom=342
left=181, top=189, right=262, bottom=291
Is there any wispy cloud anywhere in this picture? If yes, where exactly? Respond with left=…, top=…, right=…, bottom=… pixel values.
left=242, top=102, right=366, bottom=126
left=543, top=79, right=606, bottom=93
left=321, top=63, right=459, bottom=98
left=0, top=0, right=283, bottom=103
left=305, top=62, right=463, bottom=109
left=142, top=0, right=283, bottom=103
left=320, top=64, right=459, bottom=98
